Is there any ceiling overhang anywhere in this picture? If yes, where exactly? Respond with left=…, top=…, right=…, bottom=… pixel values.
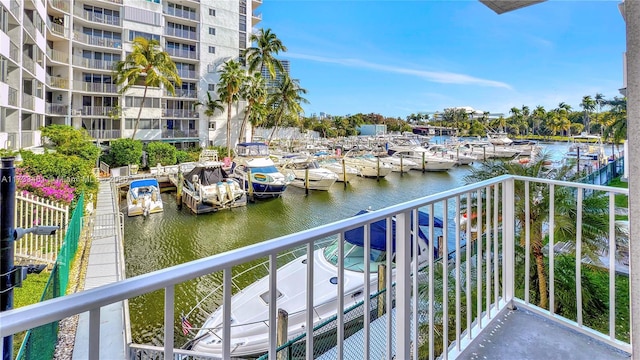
left=479, top=0, right=547, bottom=14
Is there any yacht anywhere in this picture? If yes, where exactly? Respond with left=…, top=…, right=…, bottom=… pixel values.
left=126, top=178, right=163, bottom=217
left=387, top=139, right=458, bottom=172
left=278, top=156, right=339, bottom=191
left=231, top=143, right=293, bottom=198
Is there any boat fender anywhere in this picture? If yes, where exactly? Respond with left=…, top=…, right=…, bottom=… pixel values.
left=224, top=181, right=234, bottom=202
left=151, top=191, right=158, bottom=202
left=216, top=182, right=224, bottom=204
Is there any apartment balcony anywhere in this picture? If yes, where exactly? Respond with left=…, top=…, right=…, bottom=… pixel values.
left=23, top=18, right=37, bottom=42
left=74, top=6, right=122, bottom=27
left=161, top=129, right=198, bottom=138
left=80, top=106, right=116, bottom=116
left=252, top=12, right=262, bottom=26
left=166, top=48, right=198, bottom=60
left=9, top=42, right=19, bottom=64
left=0, top=175, right=631, bottom=359
left=163, top=6, right=197, bottom=21
left=86, top=129, right=121, bottom=139
left=164, top=28, right=198, bottom=41
left=95, top=0, right=123, bottom=4
left=73, top=32, right=122, bottom=49
left=46, top=18, right=69, bottom=38
left=9, top=0, right=21, bottom=20
left=20, top=130, right=42, bottom=148
left=162, top=108, right=198, bottom=118
left=22, top=94, right=35, bottom=110
left=22, top=56, right=36, bottom=75
left=73, top=81, right=117, bottom=93
left=50, top=0, right=70, bottom=13
left=45, top=103, right=69, bottom=115
left=46, top=75, right=70, bottom=90
left=7, top=87, right=18, bottom=107
left=72, top=56, right=117, bottom=71
left=165, top=89, right=197, bottom=98
left=252, top=0, right=263, bottom=9
left=176, top=69, right=197, bottom=79
left=46, top=47, right=69, bottom=64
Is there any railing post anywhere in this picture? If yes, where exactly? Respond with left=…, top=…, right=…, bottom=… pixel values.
left=164, top=285, right=174, bottom=360
left=395, top=211, right=411, bottom=360
left=503, top=177, right=516, bottom=304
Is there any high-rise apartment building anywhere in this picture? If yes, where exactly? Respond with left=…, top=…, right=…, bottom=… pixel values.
left=261, top=58, right=289, bottom=92
left=0, top=0, right=262, bottom=150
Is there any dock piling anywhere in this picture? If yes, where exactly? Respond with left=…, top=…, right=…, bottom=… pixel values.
left=377, top=264, right=386, bottom=317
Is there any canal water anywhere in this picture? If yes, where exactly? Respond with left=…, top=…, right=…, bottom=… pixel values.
left=122, top=141, right=611, bottom=347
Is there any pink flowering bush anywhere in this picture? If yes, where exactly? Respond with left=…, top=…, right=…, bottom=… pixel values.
left=15, top=168, right=75, bottom=205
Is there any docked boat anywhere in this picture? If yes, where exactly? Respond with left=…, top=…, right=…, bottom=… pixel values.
left=187, top=209, right=443, bottom=358
left=232, top=142, right=293, bottom=198
left=176, top=160, right=247, bottom=214
left=342, top=150, right=393, bottom=178
left=127, top=178, right=163, bottom=217
left=424, top=144, right=477, bottom=166
left=563, top=133, right=607, bottom=174
left=315, top=156, right=360, bottom=183
left=387, top=143, right=458, bottom=171
left=278, top=156, right=339, bottom=191
left=486, top=131, right=513, bottom=145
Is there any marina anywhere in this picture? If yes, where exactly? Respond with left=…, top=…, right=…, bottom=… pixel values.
left=121, top=139, right=619, bottom=348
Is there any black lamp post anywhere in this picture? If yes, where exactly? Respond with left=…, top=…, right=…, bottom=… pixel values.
left=1, top=157, right=16, bottom=360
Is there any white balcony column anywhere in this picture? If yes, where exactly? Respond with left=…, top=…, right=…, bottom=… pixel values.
left=395, top=210, right=411, bottom=360
left=626, top=1, right=640, bottom=359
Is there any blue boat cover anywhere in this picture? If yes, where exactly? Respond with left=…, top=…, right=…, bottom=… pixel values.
left=130, top=179, right=159, bottom=188
left=345, top=210, right=443, bottom=252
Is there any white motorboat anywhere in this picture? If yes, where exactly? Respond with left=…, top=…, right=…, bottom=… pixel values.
left=562, top=133, right=607, bottom=174
left=316, top=156, right=360, bottom=183
left=372, top=153, right=419, bottom=173
left=179, top=161, right=247, bottom=213
left=486, top=131, right=513, bottom=145
left=231, top=143, right=293, bottom=198
left=424, top=144, right=477, bottom=166
left=187, top=209, right=443, bottom=358
left=279, top=156, right=339, bottom=191
left=127, top=178, right=163, bottom=217
left=342, top=150, right=393, bottom=178
left=387, top=145, right=458, bottom=171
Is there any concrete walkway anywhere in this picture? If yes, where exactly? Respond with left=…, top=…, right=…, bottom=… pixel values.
left=73, top=180, right=127, bottom=360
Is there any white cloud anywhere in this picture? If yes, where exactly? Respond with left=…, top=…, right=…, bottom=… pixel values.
left=286, top=53, right=513, bottom=90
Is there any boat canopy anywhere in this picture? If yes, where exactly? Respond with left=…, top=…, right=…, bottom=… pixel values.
left=344, top=210, right=443, bottom=252
left=185, top=165, right=230, bottom=186
left=130, top=179, right=159, bottom=189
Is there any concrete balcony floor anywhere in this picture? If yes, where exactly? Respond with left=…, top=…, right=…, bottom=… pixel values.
left=458, top=307, right=630, bottom=360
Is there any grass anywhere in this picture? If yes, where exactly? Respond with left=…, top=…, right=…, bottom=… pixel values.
left=12, top=270, right=51, bottom=357
left=608, top=177, right=629, bottom=209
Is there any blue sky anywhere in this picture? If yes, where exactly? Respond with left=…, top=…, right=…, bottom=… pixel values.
left=257, top=0, right=626, bottom=119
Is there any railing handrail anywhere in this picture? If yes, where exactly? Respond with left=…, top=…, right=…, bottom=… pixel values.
left=0, top=174, right=513, bottom=336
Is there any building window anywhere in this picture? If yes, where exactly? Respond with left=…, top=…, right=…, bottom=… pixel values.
left=208, top=46, right=215, bottom=54
left=209, top=8, right=215, bottom=16
left=208, top=27, right=215, bottom=35
left=208, top=84, right=215, bottom=91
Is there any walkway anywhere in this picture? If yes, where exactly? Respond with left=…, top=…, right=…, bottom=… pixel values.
left=73, top=180, right=127, bottom=360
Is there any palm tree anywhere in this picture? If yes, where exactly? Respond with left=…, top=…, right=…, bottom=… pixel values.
left=267, top=75, right=308, bottom=142
left=594, top=93, right=605, bottom=135
left=463, top=152, right=620, bottom=309
left=238, top=72, right=267, bottom=143
left=604, top=96, right=627, bottom=145
left=244, top=28, right=287, bottom=79
left=195, top=91, right=224, bottom=124
left=217, top=60, right=246, bottom=157
left=532, top=105, right=546, bottom=136
left=580, top=95, right=596, bottom=133
left=114, top=37, right=181, bottom=139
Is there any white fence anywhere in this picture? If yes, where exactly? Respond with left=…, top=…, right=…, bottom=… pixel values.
left=14, top=192, right=69, bottom=264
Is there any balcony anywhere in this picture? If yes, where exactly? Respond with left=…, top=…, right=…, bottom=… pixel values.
left=73, top=81, right=117, bottom=93
left=0, top=175, right=631, bottom=359
left=22, top=56, right=36, bottom=75
left=166, top=48, right=198, bottom=60
left=164, top=27, right=198, bottom=41
left=176, top=69, right=197, bottom=79
left=164, top=6, right=197, bottom=21
left=73, top=32, right=122, bottom=49
left=23, top=18, right=37, bottom=41
left=252, top=0, right=263, bottom=9
left=252, top=12, right=262, bottom=26
left=8, top=87, right=18, bottom=107
left=162, top=108, right=198, bottom=118
left=9, top=42, right=19, bottom=63
left=86, top=129, right=121, bottom=139
left=50, top=0, right=70, bottom=13
left=80, top=106, right=116, bottom=116
left=72, top=56, right=117, bottom=71
left=165, top=89, right=197, bottom=98
left=161, top=129, right=198, bottom=138
left=45, top=103, right=69, bottom=115
left=74, top=6, right=122, bottom=27
left=46, top=18, right=69, bottom=37
left=22, top=94, right=34, bottom=110
left=9, top=0, right=20, bottom=20
left=46, top=47, right=69, bottom=63
left=46, top=75, right=70, bottom=89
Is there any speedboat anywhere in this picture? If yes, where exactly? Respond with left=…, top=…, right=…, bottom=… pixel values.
left=187, top=209, right=443, bottom=357
left=127, top=178, right=163, bottom=217
left=342, top=150, right=393, bottom=178
left=387, top=145, right=458, bottom=171
left=315, top=155, right=360, bottom=183
left=180, top=160, right=247, bottom=213
left=232, top=142, right=293, bottom=198
left=278, top=156, right=339, bottom=191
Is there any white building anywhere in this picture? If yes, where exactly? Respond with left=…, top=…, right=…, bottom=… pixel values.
left=0, top=0, right=262, bottom=150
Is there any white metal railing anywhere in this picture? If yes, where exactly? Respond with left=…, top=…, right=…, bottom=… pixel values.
left=73, top=81, right=117, bottom=93
left=81, top=106, right=116, bottom=116
left=74, top=6, right=122, bottom=26
left=9, top=0, right=20, bottom=19
left=23, top=18, right=37, bottom=41
left=165, top=89, right=197, bottom=98
left=8, top=87, right=18, bottom=107
left=72, top=56, right=117, bottom=71
left=46, top=75, right=70, bottom=89
left=50, top=0, right=70, bottom=13
left=45, top=103, right=69, bottom=115
left=14, top=192, right=69, bottom=264
left=166, top=47, right=198, bottom=60
left=46, top=18, right=69, bottom=37
left=162, top=108, right=198, bottom=118
left=164, top=6, right=197, bottom=21
left=0, top=175, right=631, bottom=359
left=22, top=94, right=34, bottom=110
left=47, top=47, right=68, bottom=63
left=22, top=56, right=35, bottom=75
left=87, top=129, right=121, bottom=139
left=9, top=42, right=20, bottom=63
left=176, top=69, right=196, bottom=79
left=164, top=27, right=198, bottom=40
left=73, top=32, right=122, bottom=49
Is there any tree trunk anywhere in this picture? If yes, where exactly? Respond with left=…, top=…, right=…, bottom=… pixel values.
left=226, top=102, right=232, bottom=158
left=131, top=85, right=148, bottom=139
left=238, top=102, right=250, bottom=144
left=533, top=245, right=548, bottom=309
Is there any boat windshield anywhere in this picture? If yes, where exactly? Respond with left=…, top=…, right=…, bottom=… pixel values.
left=249, top=165, right=280, bottom=174
left=323, top=239, right=391, bottom=272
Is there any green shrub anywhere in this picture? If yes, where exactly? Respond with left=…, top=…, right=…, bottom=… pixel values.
left=175, top=150, right=192, bottom=164
left=108, top=138, right=142, bottom=167
left=41, top=125, right=99, bottom=163
left=146, top=141, right=177, bottom=166
left=19, top=150, right=97, bottom=198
